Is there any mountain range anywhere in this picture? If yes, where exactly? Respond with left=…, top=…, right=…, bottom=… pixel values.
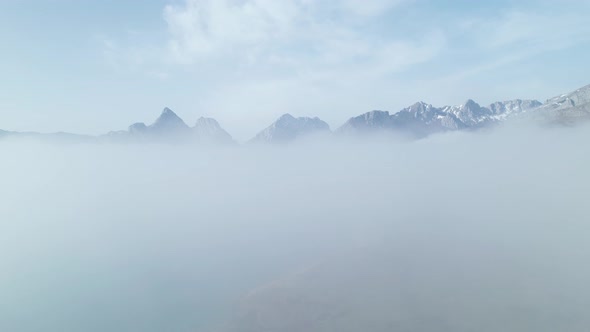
left=1, top=84, right=589, bottom=144
left=103, top=107, right=234, bottom=145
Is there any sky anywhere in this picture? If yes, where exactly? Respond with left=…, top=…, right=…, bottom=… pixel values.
left=1, top=0, right=590, bottom=141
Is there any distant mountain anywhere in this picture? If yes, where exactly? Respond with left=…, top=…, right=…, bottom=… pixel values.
left=488, top=99, right=543, bottom=120
left=336, top=85, right=590, bottom=139
left=532, top=84, right=590, bottom=125
left=105, top=108, right=234, bottom=144
left=105, top=107, right=191, bottom=143
left=337, top=98, right=542, bottom=138
left=390, top=101, right=466, bottom=137
left=1, top=84, right=590, bottom=144
left=250, top=114, right=330, bottom=144
left=194, top=117, right=234, bottom=144
left=336, top=110, right=391, bottom=134
left=149, top=107, right=191, bottom=137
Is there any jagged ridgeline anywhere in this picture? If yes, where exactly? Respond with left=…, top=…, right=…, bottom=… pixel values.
left=1, top=84, right=589, bottom=144
left=104, top=108, right=235, bottom=144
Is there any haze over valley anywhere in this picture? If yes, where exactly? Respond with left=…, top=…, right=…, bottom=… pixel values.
left=2, top=120, right=590, bottom=331
left=2, top=0, right=590, bottom=331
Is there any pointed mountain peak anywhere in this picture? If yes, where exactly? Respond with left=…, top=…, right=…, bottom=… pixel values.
left=159, top=107, right=181, bottom=118
left=153, top=107, right=189, bottom=127
left=154, top=107, right=184, bottom=122
left=149, top=107, right=190, bottom=135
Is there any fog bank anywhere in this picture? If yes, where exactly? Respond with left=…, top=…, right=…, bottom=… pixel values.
left=1, top=124, right=589, bottom=332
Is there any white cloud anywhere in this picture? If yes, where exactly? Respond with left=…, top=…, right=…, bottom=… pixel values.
left=163, top=0, right=300, bottom=62
left=161, top=0, right=423, bottom=71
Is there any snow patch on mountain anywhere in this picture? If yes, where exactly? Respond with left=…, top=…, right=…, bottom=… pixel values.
left=337, top=98, right=542, bottom=138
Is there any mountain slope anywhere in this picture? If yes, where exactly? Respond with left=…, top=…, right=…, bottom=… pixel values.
left=390, top=101, right=466, bottom=137
left=336, top=110, right=392, bottom=135
left=250, top=114, right=331, bottom=144
left=193, top=117, right=234, bottom=144
left=488, top=99, right=543, bottom=120
left=532, top=84, right=590, bottom=125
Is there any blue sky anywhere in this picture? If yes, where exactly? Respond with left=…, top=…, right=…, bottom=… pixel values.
left=1, top=0, right=589, bottom=140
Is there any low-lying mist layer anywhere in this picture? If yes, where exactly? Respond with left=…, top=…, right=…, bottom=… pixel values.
left=1, top=124, right=589, bottom=332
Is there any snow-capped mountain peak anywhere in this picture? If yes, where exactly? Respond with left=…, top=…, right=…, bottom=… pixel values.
left=336, top=97, right=545, bottom=138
